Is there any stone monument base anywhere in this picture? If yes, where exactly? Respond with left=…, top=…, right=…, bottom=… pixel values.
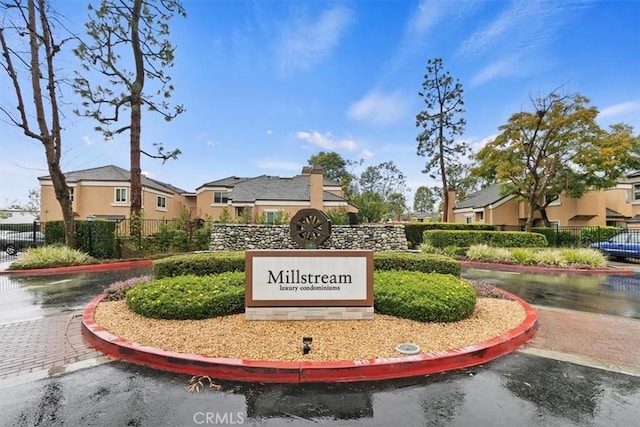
left=245, top=306, right=374, bottom=321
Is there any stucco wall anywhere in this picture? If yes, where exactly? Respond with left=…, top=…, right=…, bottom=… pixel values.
left=209, top=224, right=408, bottom=251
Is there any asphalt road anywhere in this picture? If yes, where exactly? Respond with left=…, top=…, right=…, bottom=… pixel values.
left=1, top=352, right=639, bottom=427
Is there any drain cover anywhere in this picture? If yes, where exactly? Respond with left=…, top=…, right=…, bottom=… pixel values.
left=395, top=343, right=421, bottom=355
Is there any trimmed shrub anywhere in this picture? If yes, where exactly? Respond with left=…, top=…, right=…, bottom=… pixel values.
left=126, top=273, right=245, bottom=320
left=153, top=252, right=245, bottom=278
left=374, top=271, right=476, bottom=322
left=423, top=230, right=548, bottom=249
left=374, top=252, right=461, bottom=276
left=580, top=226, right=623, bottom=246
left=76, top=220, right=117, bottom=259
left=532, top=227, right=579, bottom=247
left=465, top=245, right=607, bottom=268
left=405, top=222, right=496, bottom=248
left=8, top=246, right=89, bottom=270
left=44, top=221, right=65, bottom=245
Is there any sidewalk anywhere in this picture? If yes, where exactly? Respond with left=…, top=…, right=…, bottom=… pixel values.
left=0, top=311, right=109, bottom=388
left=522, top=306, right=640, bottom=376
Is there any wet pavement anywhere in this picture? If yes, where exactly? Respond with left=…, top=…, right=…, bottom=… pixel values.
left=0, top=354, right=639, bottom=426
left=1, top=260, right=640, bottom=426
left=462, top=268, right=640, bottom=319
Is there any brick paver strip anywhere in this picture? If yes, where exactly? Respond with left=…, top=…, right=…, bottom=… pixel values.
left=526, top=306, right=640, bottom=370
left=0, top=311, right=101, bottom=380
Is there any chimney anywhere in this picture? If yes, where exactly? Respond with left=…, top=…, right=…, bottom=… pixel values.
left=446, top=186, right=456, bottom=223
left=309, top=165, right=324, bottom=209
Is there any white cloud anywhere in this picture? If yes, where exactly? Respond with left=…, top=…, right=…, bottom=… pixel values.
left=470, top=55, right=520, bottom=86
left=255, top=159, right=300, bottom=171
left=296, top=131, right=357, bottom=152
left=360, top=148, right=374, bottom=160
left=206, top=140, right=216, bottom=146
left=277, top=5, right=353, bottom=75
left=470, top=134, right=499, bottom=153
left=267, top=130, right=273, bottom=135
left=407, top=0, right=444, bottom=35
left=82, top=136, right=93, bottom=145
left=599, top=101, right=640, bottom=119
left=347, top=91, right=412, bottom=126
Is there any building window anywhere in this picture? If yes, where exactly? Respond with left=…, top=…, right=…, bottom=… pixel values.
left=69, top=188, right=74, bottom=202
left=213, top=191, right=228, bottom=204
left=465, top=216, right=472, bottom=224
left=156, top=196, right=166, bottom=209
left=266, top=211, right=276, bottom=224
left=476, top=211, right=484, bottom=221
left=115, top=188, right=127, bottom=203
left=634, top=184, right=640, bottom=201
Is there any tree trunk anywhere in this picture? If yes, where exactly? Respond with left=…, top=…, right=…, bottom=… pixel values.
left=539, top=208, right=551, bottom=227
left=129, top=0, right=144, bottom=240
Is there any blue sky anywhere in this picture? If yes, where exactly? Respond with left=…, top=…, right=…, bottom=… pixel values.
left=1, top=0, right=639, bottom=208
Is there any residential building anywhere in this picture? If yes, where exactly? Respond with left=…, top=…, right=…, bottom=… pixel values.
left=195, top=165, right=356, bottom=222
left=38, top=164, right=355, bottom=225
left=451, top=183, right=633, bottom=228
left=0, top=209, right=38, bottom=225
left=38, top=165, right=196, bottom=223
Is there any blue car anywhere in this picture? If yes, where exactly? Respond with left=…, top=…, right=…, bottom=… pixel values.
left=590, top=232, right=640, bottom=260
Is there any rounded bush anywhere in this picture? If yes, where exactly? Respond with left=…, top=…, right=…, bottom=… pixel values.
left=374, top=252, right=461, bottom=276
left=126, top=272, right=245, bottom=320
left=374, top=271, right=476, bottom=323
left=152, top=252, right=245, bottom=278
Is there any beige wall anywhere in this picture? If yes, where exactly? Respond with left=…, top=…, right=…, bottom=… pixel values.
left=40, top=181, right=191, bottom=222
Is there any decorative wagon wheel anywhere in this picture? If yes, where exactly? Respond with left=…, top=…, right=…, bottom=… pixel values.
left=290, top=208, right=332, bottom=248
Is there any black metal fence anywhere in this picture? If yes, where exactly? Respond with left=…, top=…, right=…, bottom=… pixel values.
left=1, top=221, right=636, bottom=258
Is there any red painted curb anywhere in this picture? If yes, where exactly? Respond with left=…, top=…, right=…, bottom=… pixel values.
left=461, top=260, right=634, bottom=275
left=82, top=290, right=538, bottom=383
left=1, top=260, right=153, bottom=276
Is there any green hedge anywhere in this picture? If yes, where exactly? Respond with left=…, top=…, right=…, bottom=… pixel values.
left=374, top=271, right=476, bottom=322
left=126, top=273, right=245, bottom=320
left=76, top=220, right=116, bottom=258
left=373, top=252, right=461, bottom=276
left=153, top=252, right=245, bottom=278
left=44, top=221, right=66, bottom=245
left=153, top=251, right=461, bottom=278
left=423, top=230, right=548, bottom=248
left=579, top=226, right=623, bottom=246
left=531, top=227, right=579, bottom=247
left=405, top=222, right=496, bottom=248
left=127, top=270, right=477, bottom=322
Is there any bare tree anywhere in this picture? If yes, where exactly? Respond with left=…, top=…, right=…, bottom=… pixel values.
left=73, top=0, right=185, bottom=236
left=0, top=0, right=75, bottom=246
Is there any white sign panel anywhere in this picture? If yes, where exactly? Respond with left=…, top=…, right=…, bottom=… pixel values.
left=252, top=256, right=367, bottom=301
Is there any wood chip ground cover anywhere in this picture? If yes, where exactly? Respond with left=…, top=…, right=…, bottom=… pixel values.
left=94, top=298, right=526, bottom=362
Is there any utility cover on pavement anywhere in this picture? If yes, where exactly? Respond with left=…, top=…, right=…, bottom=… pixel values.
left=395, top=343, right=421, bottom=355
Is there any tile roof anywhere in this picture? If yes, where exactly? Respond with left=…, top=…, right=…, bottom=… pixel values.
left=230, top=175, right=346, bottom=203
left=38, top=165, right=186, bottom=194
left=454, top=184, right=512, bottom=209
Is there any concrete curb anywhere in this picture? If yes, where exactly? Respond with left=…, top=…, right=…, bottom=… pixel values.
left=0, top=260, right=153, bottom=275
left=461, top=260, right=634, bottom=275
left=81, top=290, right=538, bottom=383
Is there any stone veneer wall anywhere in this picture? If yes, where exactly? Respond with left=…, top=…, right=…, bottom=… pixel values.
left=209, top=224, right=408, bottom=252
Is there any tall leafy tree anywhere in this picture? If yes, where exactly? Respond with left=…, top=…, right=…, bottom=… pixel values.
left=473, top=90, right=639, bottom=231
left=387, top=192, right=407, bottom=221
left=307, top=151, right=359, bottom=198
left=416, top=57, right=468, bottom=222
left=413, top=186, right=438, bottom=213
left=0, top=0, right=75, bottom=246
left=73, top=0, right=185, bottom=236
left=358, top=161, right=407, bottom=202
left=353, top=191, right=386, bottom=223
